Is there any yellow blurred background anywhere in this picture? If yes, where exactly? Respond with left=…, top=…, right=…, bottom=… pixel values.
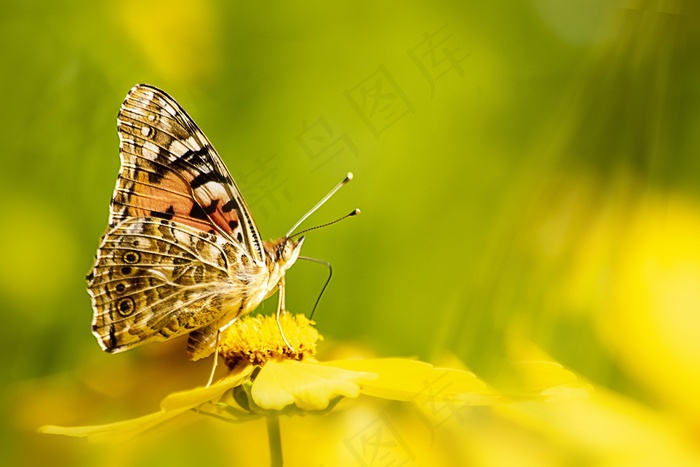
left=2, top=0, right=700, bottom=465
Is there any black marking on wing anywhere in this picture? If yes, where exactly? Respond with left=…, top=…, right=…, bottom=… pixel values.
left=174, top=146, right=210, bottom=169
left=189, top=202, right=208, bottom=221
left=190, top=170, right=231, bottom=189
left=150, top=205, right=175, bottom=220
left=108, top=325, right=117, bottom=350
left=222, top=199, right=238, bottom=212
left=190, top=199, right=219, bottom=221
left=237, top=203, right=263, bottom=259
left=147, top=159, right=168, bottom=184
left=204, top=199, right=219, bottom=214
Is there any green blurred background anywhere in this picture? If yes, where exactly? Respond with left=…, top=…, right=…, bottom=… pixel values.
left=3, top=0, right=700, bottom=465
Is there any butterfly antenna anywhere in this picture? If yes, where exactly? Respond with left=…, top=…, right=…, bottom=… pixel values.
left=286, top=172, right=354, bottom=238
left=290, top=209, right=360, bottom=239
left=298, top=256, right=333, bottom=320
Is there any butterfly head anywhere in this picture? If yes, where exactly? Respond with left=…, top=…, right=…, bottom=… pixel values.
left=266, top=236, right=305, bottom=271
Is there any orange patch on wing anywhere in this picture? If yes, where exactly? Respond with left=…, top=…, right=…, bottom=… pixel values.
left=192, top=184, right=242, bottom=238
left=210, top=209, right=239, bottom=236
left=132, top=171, right=215, bottom=232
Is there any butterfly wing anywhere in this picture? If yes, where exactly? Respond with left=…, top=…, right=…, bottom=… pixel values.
left=87, top=218, right=248, bottom=357
left=111, top=84, right=265, bottom=262
left=89, top=84, right=269, bottom=359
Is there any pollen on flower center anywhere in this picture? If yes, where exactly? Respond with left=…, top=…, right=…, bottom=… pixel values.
left=218, top=313, right=322, bottom=369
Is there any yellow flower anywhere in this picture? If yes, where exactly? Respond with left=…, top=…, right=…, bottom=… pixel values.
left=40, top=313, right=496, bottom=441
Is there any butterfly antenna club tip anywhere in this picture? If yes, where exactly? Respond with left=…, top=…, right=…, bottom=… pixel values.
left=287, top=172, right=356, bottom=237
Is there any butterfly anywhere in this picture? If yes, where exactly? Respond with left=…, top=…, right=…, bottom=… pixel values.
left=87, top=84, right=310, bottom=362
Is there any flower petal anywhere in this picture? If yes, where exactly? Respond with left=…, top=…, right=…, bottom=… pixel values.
left=39, top=411, right=179, bottom=444
left=160, top=365, right=254, bottom=411
left=252, top=359, right=377, bottom=411
left=324, top=358, right=498, bottom=405
left=39, top=364, right=254, bottom=442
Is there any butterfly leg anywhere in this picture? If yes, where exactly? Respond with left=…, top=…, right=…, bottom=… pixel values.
left=204, top=316, right=242, bottom=387
left=276, top=277, right=295, bottom=351
left=206, top=335, right=220, bottom=388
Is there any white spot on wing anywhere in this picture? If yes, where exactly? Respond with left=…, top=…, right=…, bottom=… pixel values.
left=163, top=103, right=177, bottom=117
left=169, top=139, right=189, bottom=157
left=200, top=183, right=229, bottom=200
left=142, top=141, right=160, bottom=160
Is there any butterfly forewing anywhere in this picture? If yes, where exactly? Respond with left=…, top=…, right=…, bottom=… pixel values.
left=112, top=84, right=264, bottom=262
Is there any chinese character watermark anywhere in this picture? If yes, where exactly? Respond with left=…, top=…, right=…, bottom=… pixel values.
left=410, top=372, right=473, bottom=428
left=344, top=414, right=414, bottom=466
left=296, top=117, right=358, bottom=171
left=408, top=24, right=467, bottom=97
left=239, top=154, right=292, bottom=219
left=345, top=65, right=414, bottom=139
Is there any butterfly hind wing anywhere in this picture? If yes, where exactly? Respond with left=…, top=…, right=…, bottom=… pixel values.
left=87, top=218, right=243, bottom=358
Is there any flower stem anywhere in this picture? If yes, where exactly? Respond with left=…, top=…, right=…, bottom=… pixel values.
left=266, top=414, right=283, bottom=467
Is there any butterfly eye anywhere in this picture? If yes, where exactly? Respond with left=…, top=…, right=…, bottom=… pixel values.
left=283, top=243, right=292, bottom=258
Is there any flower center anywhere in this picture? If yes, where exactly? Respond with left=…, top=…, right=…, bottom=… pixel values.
left=218, top=313, right=322, bottom=369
